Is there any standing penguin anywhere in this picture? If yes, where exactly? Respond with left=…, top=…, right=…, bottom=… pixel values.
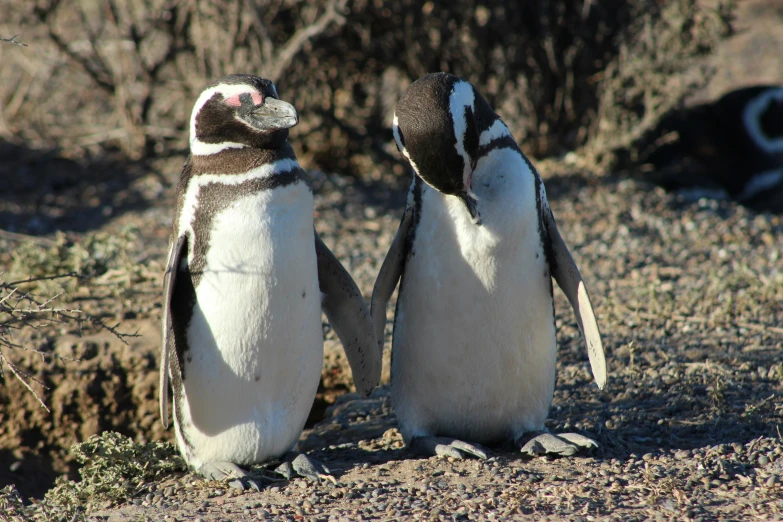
left=372, top=73, right=607, bottom=459
left=160, top=74, right=380, bottom=488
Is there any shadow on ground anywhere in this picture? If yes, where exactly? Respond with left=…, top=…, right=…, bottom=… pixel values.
left=0, top=141, right=164, bottom=235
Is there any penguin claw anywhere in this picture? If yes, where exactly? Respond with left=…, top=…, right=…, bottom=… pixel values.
left=517, top=432, right=598, bottom=457
left=410, top=436, right=489, bottom=460
left=275, top=461, right=294, bottom=480
left=276, top=452, right=333, bottom=483
left=227, top=478, right=261, bottom=492
left=198, top=461, right=262, bottom=491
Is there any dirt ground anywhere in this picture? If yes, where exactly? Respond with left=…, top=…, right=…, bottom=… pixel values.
left=1, top=0, right=783, bottom=520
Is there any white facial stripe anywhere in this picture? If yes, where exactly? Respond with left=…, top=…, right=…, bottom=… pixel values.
left=737, top=167, right=783, bottom=201
left=448, top=81, right=475, bottom=189
left=178, top=158, right=300, bottom=248
left=190, top=140, right=247, bottom=156
left=479, top=119, right=511, bottom=146
left=392, top=114, right=404, bottom=151
left=393, top=114, right=423, bottom=177
left=743, top=88, right=783, bottom=153
left=538, top=174, right=549, bottom=214
left=189, top=83, right=266, bottom=151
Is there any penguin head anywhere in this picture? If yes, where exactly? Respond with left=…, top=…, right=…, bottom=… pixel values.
left=749, top=87, right=783, bottom=156
left=393, top=72, right=513, bottom=225
left=189, top=74, right=299, bottom=155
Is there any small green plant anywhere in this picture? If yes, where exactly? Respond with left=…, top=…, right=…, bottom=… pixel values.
left=709, top=375, right=727, bottom=413
left=0, top=35, right=27, bottom=46
left=1, top=227, right=142, bottom=410
left=8, top=227, right=140, bottom=294
left=41, top=432, right=186, bottom=516
left=0, top=485, right=29, bottom=522
left=0, top=433, right=185, bottom=520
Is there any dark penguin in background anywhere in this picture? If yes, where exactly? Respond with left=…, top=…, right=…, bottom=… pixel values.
left=642, top=85, right=783, bottom=208
left=371, top=73, right=607, bottom=459
left=160, top=74, right=380, bottom=489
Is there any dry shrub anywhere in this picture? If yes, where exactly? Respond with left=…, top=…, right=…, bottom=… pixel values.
left=587, top=0, right=735, bottom=170
left=0, top=0, right=733, bottom=179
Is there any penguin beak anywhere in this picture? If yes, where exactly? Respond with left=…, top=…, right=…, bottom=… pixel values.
left=458, top=192, right=481, bottom=225
left=249, top=98, right=299, bottom=130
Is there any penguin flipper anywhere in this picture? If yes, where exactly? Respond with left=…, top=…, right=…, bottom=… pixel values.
left=370, top=205, right=413, bottom=352
left=542, top=205, right=607, bottom=390
left=314, top=232, right=381, bottom=397
left=160, top=234, right=186, bottom=428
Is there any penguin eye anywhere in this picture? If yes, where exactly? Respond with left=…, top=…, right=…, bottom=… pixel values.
left=224, top=92, right=264, bottom=107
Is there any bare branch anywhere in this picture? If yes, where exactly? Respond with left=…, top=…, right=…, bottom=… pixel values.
left=0, top=35, right=28, bottom=47
left=268, top=0, right=348, bottom=82
left=0, top=229, right=59, bottom=245
left=0, top=351, right=50, bottom=411
left=248, top=0, right=275, bottom=67
left=86, top=315, right=139, bottom=345
left=0, top=273, right=139, bottom=410
left=33, top=2, right=116, bottom=94
left=6, top=272, right=79, bottom=287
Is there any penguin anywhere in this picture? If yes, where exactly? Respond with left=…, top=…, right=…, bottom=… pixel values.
left=160, top=74, right=380, bottom=489
left=371, top=73, right=607, bottom=460
left=642, top=85, right=783, bottom=206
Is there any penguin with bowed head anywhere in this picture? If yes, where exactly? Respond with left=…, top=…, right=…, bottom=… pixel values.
left=160, top=74, right=381, bottom=489
left=372, top=72, right=607, bottom=459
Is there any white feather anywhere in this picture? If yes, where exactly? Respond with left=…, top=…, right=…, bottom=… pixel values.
left=393, top=114, right=423, bottom=176
left=392, top=147, right=557, bottom=445
left=738, top=167, right=783, bottom=201
left=177, top=158, right=300, bottom=252
left=742, top=88, right=783, bottom=154
left=448, top=81, right=476, bottom=189
left=190, top=141, right=247, bottom=156
left=479, top=119, right=511, bottom=146
left=174, top=178, right=322, bottom=468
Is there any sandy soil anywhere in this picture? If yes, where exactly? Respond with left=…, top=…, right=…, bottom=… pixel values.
left=1, top=0, right=782, bottom=520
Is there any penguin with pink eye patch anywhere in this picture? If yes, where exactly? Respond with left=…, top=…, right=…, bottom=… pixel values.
left=160, top=74, right=380, bottom=489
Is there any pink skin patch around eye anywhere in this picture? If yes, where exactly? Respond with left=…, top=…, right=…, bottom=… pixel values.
left=225, top=92, right=264, bottom=107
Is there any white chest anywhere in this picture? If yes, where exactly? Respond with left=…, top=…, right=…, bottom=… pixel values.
left=188, top=182, right=320, bottom=366
left=174, top=178, right=323, bottom=468
left=392, top=149, right=558, bottom=443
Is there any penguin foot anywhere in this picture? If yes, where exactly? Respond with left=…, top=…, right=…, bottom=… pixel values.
left=198, top=461, right=262, bottom=491
left=409, top=436, right=489, bottom=460
left=275, top=452, right=335, bottom=483
left=517, top=432, right=598, bottom=457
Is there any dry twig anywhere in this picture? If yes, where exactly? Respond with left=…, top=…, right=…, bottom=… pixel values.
left=267, top=0, right=348, bottom=82
left=0, top=35, right=27, bottom=46
left=0, top=274, right=138, bottom=411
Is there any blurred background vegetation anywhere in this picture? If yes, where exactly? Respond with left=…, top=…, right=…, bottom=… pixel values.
left=0, top=0, right=734, bottom=181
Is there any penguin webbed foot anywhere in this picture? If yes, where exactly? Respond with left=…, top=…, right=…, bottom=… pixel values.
left=275, top=451, right=335, bottom=483
left=409, top=436, right=489, bottom=460
left=517, top=431, right=598, bottom=457
left=198, top=461, right=263, bottom=492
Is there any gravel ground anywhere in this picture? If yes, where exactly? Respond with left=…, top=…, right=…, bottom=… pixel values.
left=2, top=2, right=782, bottom=517
left=54, top=166, right=783, bottom=522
